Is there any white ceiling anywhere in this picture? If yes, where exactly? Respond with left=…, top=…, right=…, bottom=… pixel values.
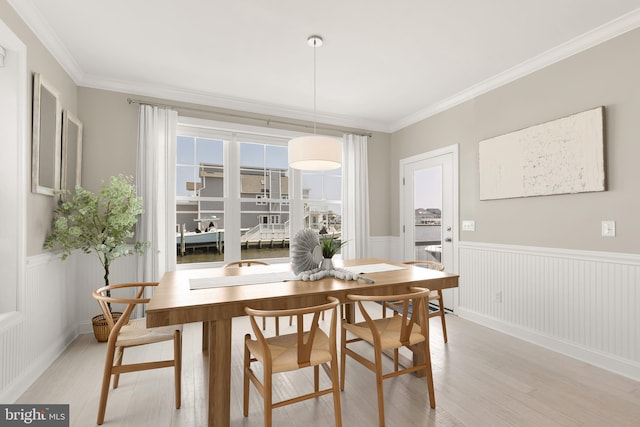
left=9, top=0, right=640, bottom=132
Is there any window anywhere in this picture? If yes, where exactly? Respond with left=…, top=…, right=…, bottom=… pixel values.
left=302, top=168, right=342, bottom=236
left=175, top=118, right=340, bottom=266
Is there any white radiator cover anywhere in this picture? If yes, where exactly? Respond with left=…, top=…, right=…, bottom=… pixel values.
left=458, top=241, right=640, bottom=380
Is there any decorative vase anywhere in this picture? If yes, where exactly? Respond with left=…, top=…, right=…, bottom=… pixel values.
left=320, top=257, right=334, bottom=271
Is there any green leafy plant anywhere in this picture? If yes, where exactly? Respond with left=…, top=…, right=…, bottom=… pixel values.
left=44, top=175, right=150, bottom=289
left=319, top=234, right=347, bottom=258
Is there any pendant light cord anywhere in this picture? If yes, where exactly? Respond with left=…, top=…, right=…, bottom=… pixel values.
left=313, top=38, right=317, bottom=135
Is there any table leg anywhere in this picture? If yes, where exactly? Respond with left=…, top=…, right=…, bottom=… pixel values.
left=202, top=321, right=209, bottom=352
left=208, top=318, right=232, bottom=427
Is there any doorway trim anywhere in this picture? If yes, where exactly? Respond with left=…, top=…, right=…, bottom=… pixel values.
left=399, top=144, right=459, bottom=311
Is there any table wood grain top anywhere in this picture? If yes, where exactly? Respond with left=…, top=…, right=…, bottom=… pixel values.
left=146, top=258, right=459, bottom=328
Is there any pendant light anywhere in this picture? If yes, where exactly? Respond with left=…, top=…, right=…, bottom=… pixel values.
left=288, top=35, right=341, bottom=170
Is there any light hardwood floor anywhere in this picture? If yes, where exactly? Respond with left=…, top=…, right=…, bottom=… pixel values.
left=17, top=307, right=640, bottom=426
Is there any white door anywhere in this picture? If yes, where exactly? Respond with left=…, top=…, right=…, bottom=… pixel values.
left=400, top=146, right=458, bottom=312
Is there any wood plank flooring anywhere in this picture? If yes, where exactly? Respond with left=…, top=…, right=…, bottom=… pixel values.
left=16, top=308, right=640, bottom=426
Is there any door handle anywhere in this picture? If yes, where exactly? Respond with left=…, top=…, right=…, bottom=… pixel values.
left=444, top=237, right=452, bottom=242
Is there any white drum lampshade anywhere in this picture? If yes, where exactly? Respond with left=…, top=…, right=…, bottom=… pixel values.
left=288, top=135, right=341, bottom=170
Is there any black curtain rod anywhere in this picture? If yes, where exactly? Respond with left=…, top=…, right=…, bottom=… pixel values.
left=126, top=97, right=372, bottom=138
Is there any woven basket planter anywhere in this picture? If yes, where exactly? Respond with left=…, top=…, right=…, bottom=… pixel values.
left=91, top=312, right=122, bottom=342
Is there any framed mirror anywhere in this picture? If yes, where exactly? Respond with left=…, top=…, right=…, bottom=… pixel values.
left=31, top=72, right=62, bottom=195
left=61, top=110, right=83, bottom=191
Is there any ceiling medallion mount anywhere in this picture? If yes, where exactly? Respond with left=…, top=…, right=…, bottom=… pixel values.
left=307, top=35, right=323, bottom=47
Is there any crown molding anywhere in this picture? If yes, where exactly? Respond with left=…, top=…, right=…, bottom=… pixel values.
left=11, top=1, right=640, bottom=135
left=389, top=8, right=640, bottom=132
left=80, top=73, right=391, bottom=133
left=8, top=0, right=85, bottom=82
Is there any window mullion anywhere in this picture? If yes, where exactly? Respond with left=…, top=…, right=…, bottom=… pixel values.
left=224, top=135, right=241, bottom=261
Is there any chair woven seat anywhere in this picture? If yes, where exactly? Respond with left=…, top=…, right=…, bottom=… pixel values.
left=116, top=318, right=183, bottom=347
left=343, top=316, right=426, bottom=351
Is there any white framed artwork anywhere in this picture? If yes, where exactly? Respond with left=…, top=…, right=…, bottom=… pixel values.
left=479, top=107, right=605, bottom=200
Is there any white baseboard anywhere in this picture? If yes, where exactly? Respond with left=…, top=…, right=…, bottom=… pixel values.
left=457, top=307, right=640, bottom=381
left=0, top=329, right=76, bottom=403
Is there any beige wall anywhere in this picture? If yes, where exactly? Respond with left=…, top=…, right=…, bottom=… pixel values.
left=1, top=1, right=78, bottom=256
left=390, top=28, right=640, bottom=254
left=77, top=87, right=393, bottom=236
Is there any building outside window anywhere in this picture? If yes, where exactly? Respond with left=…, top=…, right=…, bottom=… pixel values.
left=175, top=121, right=342, bottom=265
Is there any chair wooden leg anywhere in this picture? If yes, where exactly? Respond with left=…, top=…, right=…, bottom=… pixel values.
left=112, top=346, right=124, bottom=388
left=243, top=334, right=251, bottom=417
left=97, top=342, right=116, bottom=425
left=174, top=329, right=182, bottom=409
left=330, top=359, right=343, bottom=427
left=264, top=367, right=273, bottom=427
left=340, top=327, right=347, bottom=390
left=438, top=291, right=448, bottom=343
left=289, top=315, right=293, bottom=326
left=262, top=316, right=266, bottom=331
left=374, top=348, right=386, bottom=427
left=423, top=339, right=436, bottom=409
left=275, top=317, right=280, bottom=336
left=314, top=365, right=319, bottom=392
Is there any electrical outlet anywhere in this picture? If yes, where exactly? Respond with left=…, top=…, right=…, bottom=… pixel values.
left=602, top=220, right=616, bottom=237
left=462, top=220, right=475, bottom=231
left=495, top=291, right=502, bottom=303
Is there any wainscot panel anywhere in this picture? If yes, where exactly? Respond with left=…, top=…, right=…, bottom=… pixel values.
left=458, top=241, right=640, bottom=381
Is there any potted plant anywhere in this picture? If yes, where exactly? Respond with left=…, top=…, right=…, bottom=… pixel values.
left=319, top=234, right=347, bottom=270
left=44, top=175, right=150, bottom=341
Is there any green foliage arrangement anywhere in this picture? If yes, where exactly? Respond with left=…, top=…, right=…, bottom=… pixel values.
left=319, top=234, right=347, bottom=258
left=44, top=175, right=150, bottom=288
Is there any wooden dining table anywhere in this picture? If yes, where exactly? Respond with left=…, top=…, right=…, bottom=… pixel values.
left=146, top=257, right=459, bottom=427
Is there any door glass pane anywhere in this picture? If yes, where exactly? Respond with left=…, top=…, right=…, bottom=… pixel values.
left=414, top=166, right=442, bottom=262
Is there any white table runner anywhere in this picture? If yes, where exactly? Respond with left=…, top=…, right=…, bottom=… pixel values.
left=189, top=263, right=406, bottom=290
left=342, top=263, right=407, bottom=274
left=190, top=271, right=299, bottom=290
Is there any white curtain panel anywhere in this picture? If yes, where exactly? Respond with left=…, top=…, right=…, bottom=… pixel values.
left=136, top=105, right=177, bottom=284
left=341, top=134, right=370, bottom=259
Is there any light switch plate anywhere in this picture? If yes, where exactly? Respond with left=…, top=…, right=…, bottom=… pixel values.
left=462, top=220, right=475, bottom=231
left=602, top=220, right=615, bottom=237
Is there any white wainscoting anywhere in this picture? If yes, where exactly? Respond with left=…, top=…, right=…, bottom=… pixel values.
left=458, top=241, right=640, bottom=381
left=0, top=251, right=139, bottom=403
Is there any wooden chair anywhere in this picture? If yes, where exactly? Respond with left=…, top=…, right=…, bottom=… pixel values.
left=382, top=261, right=448, bottom=343
left=201, top=260, right=272, bottom=351
left=92, top=282, right=182, bottom=425
left=225, top=260, right=280, bottom=333
left=341, top=287, right=435, bottom=427
left=243, top=297, right=342, bottom=427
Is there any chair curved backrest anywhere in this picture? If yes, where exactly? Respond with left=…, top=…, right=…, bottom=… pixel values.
left=224, top=260, right=270, bottom=268
left=403, top=260, right=445, bottom=271
left=92, top=282, right=158, bottom=341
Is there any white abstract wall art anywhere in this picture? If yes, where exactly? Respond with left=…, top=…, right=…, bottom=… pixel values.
left=479, top=106, right=605, bottom=200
